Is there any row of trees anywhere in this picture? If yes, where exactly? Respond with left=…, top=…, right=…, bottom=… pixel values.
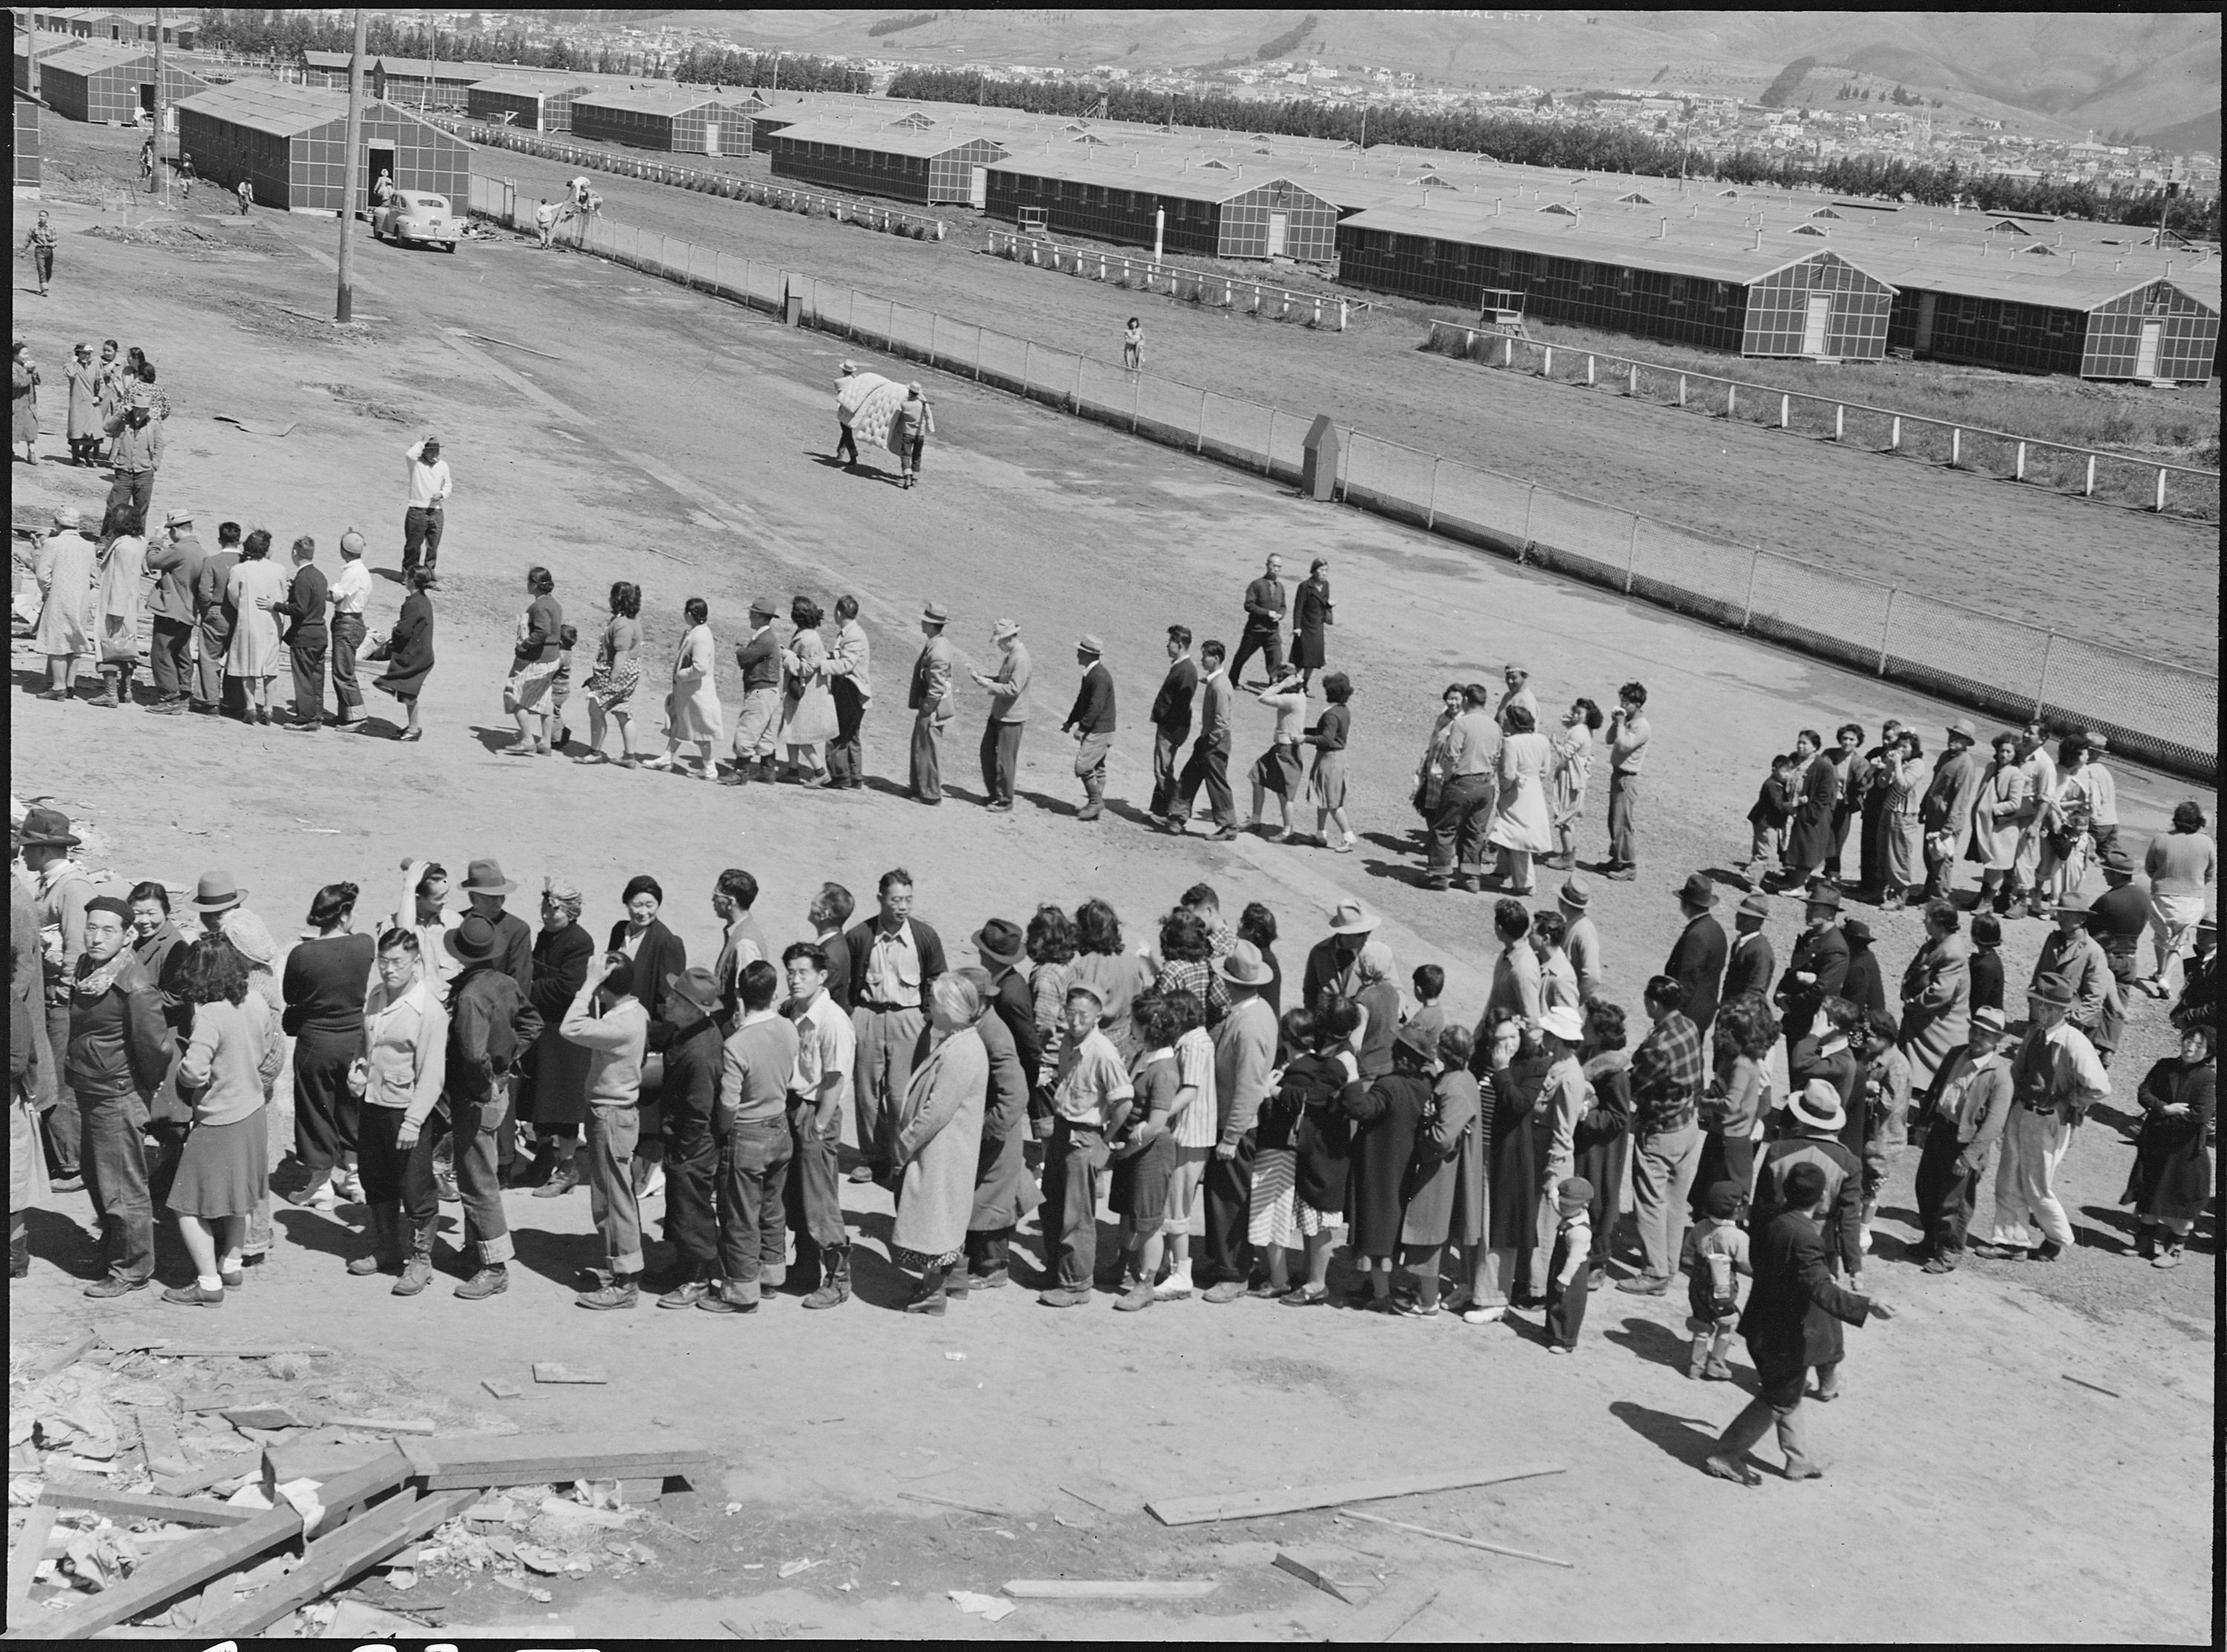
left=880, top=68, right=2219, bottom=233
left=191, top=10, right=869, bottom=89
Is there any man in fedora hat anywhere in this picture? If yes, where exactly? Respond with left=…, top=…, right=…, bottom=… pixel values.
left=966, top=919, right=1042, bottom=1291
left=1664, top=873, right=1729, bottom=1037
left=459, top=859, right=534, bottom=991
left=2088, top=846, right=2148, bottom=1003
left=1062, top=635, right=1116, bottom=822
left=441, top=912, right=543, bottom=1299
left=19, top=806, right=93, bottom=1188
left=1704, top=1159, right=1893, bottom=1485
left=782, top=943, right=857, bottom=1309
left=1301, top=899, right=1377, bottom=1011
left=1722, top=891, right=1775, bottom=1006
left=560, top=952, right=651, bottom=1310
left=1909, top=1007, right=2015, bottom=1273
left=1202, top=940, right=1278, bottom=1303
left=1145, top=626, right=1197, bottom=829
left=1775, top=882, right=1850, bottom=1049
left=970, top=618, right=1032, bottom=813
left=725, top=597, right=785, bottom=785
left=1974, top=977, right=2108, bottom=1262
left=834, top=361, right=861, bottom=466
left=1919, top=719, right=1984, bottom=899
left=647, top=963, right=725, bottom=1308
left=1558, top=878, right=1603, bottom=1004
left=907, top=603, right=955, bottom=804
left=142, top=508, right=207, bottom=714
left=2030, top=893, right=2116, bottom=1062
left=67, top=894, right=174, bottom=1298
left=1750, top=1078, right=1864, bottom=1293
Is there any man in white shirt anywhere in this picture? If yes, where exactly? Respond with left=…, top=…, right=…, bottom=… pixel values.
left=328, top=528, right=373, bottom=729
left=403, top=435, right=451, bottom=586
left=825, top=594, right=872, bottom=790
left=2080, top=730, right=2119, bottom=859
left=1974, top=977, right=2109, bottom=1262
left=784, top=941, right=857, bottom=1309
left=560, top=954, right=652, bottom=1310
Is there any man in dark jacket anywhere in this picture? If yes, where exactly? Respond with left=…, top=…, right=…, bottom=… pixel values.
left=844, top=871, right=946, bottom=1184
left=1062, top=635, right=1116, bottom=822
left=1146, top=626, right=1197, bottom=827
left=190, top=522, right=243, bottom=718
left=1776, top=730, right=1837, bottom=891
left=1721, top=891, right=1776, bottom=1006
left=1909, top=1008, right=2014, bottom=1273
left=649, top=966, right=725, bottom=1306
left=142, top=508, right=206, bottom=713
left=1663, top=873, right=1728, bottom=1035
left=726, top=597, right=785, bottom=784
left=952, top=961, right=1039, bottom=1292
left=1706, top=1161, right=1891, bottom=1484
left=272, top=534, right=330, bottom=732
left=1775, top=883, right=1851, bottom=1047
left=1749, top=1078, right=1864, bottom=1285
left=443, top=914, right=543, bottom=1300
left=1228, top=551, right=1286, bottom=689
left=68, top=897, right=175, bottom=1297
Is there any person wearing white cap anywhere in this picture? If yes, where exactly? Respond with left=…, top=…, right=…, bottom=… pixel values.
left=32, top=506, right=99, bottom=703
left=970, top=619, right=1031, bottom=813
left=1062, top=635, right=1116, bottom=823
left=833, top=362, right=861, bottom=466
left=1750, top=1076, right=1863, bottom=1302
left=1534, top=1003, right=1590, bottom=1273
left=1974, top=977, right=2108, bottom=1262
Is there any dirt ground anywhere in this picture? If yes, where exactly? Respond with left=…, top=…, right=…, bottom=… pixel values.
left=7, top=127, right=2217, bottom=1642
left=459, top=140, right=2222, bottom=670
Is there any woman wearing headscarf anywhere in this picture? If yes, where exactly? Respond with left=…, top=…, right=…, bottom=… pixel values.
left=2122, top=1021, right=2214, bottom=1271
left=281, top=882, right=374, bottom=1210
left=10, top=340, right=40, bottom=465
left=91, top=502, right=148, bottom=709
left=576, top=580, right=643, bottom=767
left=1292, top=558, right=1332, bottom=692
left=166, top=936, right=269, bottom=1305
left=371, top=567, right=435, bottom=742
left=777, top=595, right=838, bottom=785
left=503, top=566, right=564, bottom=756
left=223, top=529, right=288, bottom=725
left=33, top=508, right=99, bottom=701
left=650, top=596, right=721, bottom=779
left=1548, top=698, right=1603, bottom=872
left=891, top=973, right=987, bottom=1312
left=1487, top=703, right=1554, bottom=896
left=610, top=874, right=684, bottom=1198
left=523, top=876, right=595, bottom=1196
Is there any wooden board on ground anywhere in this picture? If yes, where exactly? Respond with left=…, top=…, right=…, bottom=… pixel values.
left=152, top=1449, right=264, bottom=1498
left=26, top=1334, right=98, bottom=1380
left=1326, top=1578, right=1441, bottom=1642
left=1274, top=1550, right=1357, bottom=1604
left=1339, top=1508, right=1574, bottom=1570
left=196, top=1487, right=477, bottom=1636
left=264, top=1438, right=392, bottom=1487
left=405, top=1432, right=715, bottom=1492
left=221, top=1405, right=315, bottom=1432
left=180, top=1382, right=296, bottom=1414
left=326, top=1415, right=436, bottom=1435
left=144, top=1343, right=333, bottom=1360
left=480, top=1378, right=523, bottom=1399
left=999, top=1579, right=1219, bottom=1600
left=1147, top=1463, right=1563, bottom=1527
left=898, top=1489, right=1011, bottom=1519
left=134, top=1410, right=190, bottom=1479
left=7, top=1506, right=59, bottom=1610
left=532, top=1363, right=607, bottom=1385
left=35, top=1484, right=261, bottom=1528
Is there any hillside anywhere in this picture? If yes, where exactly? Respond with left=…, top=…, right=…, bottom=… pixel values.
left=667, top=10, right=2220, bottom=149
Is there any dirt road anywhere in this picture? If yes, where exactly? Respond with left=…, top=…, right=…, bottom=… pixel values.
left=7, top=158, right=2214, bottom=1641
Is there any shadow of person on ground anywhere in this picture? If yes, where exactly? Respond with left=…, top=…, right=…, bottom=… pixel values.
left=1609, top=1398, right=1724, bottom=1474
left=1603, top=1314, right=1694, bottom=1371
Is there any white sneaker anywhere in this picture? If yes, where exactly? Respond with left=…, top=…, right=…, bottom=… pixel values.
left=1461, top=1303, right=1506, bottom=1325
left=1861, top=1225, right=1874, bottom=1254
left=333, top=1170, right=363, bottom=1201
left=307, top=1182, right=339, bottom=1212
left=1153, top=1267, right=1194, bottom=1299
left=637, top=1164, right=666, bottom=1202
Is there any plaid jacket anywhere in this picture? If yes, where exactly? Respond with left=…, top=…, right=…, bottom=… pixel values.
left=1630, top=1010, right=1704, bottom=1135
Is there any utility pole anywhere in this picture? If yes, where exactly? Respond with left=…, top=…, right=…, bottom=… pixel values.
left=337, top=7, right=366, bottom=322
left=152, top=6, right=166, bottom=200
left=422, top=7, right=434, bottom=114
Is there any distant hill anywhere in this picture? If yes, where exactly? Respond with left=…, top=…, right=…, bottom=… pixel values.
left=670, top=9, right=2220, bottom=151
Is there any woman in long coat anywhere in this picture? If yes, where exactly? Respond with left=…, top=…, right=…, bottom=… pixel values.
left=373, top=568, right=436, bottom=741
left=1896, top=901, right=1970, bottom=1091
left=2122, top=1023, right=2214, bottom=1270
left=10, top=342, right=39, bottom=464
left=1968, top=735, right=2028, bottom=909
left=1485, top=1022, right=1554, bottom=1305
left=892, top=974, right=989, bottom=1313
left=651, top=597, right=721, bottom=779
left=224, top=533, right=289, bottom=724
left=523, top=879, right=595, bottom=1195
left=1879, top=730, right=1926, bottom=907
left=1574, top=1002, right=1633, bottom=1290
left=1399, top=1024, right=1477, bottom=1316
left=65, top=345, right=103, bottom=463
left=93, top=504, right=148, bottom=708
left=33, top=513, right=99, bottom=700
left=777, top=596, right=839, bottom=784
left=1341, top=1020, right=1434, bottom=1310
left=1487, top=704, right=1554, bottom=895
left=1291, top=559, right=1332, bottom=688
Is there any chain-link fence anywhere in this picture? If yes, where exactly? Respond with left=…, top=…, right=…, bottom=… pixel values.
left=465, top=180, right=2220, bottom=781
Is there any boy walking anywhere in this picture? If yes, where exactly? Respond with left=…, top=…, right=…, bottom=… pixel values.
left=1681, top=1181, right=1750, bottom=1378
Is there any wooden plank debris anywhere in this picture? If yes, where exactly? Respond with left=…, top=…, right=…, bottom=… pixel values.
left=7, top=1507, right=59, bottom=1610
left=998, top=1579, right=1218, bottom=1600
left=1325, top=1578, right=1439, bottom=1642
left=532, top=1363, right=608, bottom=1385
left=325, top=1415, right=436, bottom=1435
left=220, top=1406, right=314, bottom=1432
left=1338, top=1508, right=1574, bottom=1570
left=480, top=1378, right=523, bottom=1399
left=1273, top=1550, right=1357, bottom=1604
left=403, top=1432, right=714, bottom=1492
left=27, top=1334, right=99, bottom=1380
left=133, top=1411, right=190, bottom=1478
left=196, top=1488, right=477, bottom=1636
left=898, top=1490, right=1011, bottom=1519
left=2061, top=1373, right=2121, bottom=1399
left=152, top=1450, right=264, bottom=1498
left=35, top=1485, right=260, bottom=1528
left=1147, top=1463, right=1563, bottom=1527
left=144, top=1343, right=333, bottom=1360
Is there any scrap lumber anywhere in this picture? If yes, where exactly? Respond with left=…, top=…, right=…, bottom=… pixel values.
left=35, top=1485, right=259, bottom=1528
left=898, top=1490, right=1011, bottom=1519
left=999, top=1579, right=1219, bottom=1600
left=143, top=1343, right=332, bottom=1360
left=2061, top=1373, right=2121, bottom=1399
left=9, top=1448, right=412, bottom=1640
left=1146, top=1463, right=1563, bottom=1527
left=152, top=1449, right=264, bottom=1497
left=325, top=1415, right=436, bottom=1435
left=195, top=1487, right=477, bottom=1636
left=1338, top=1508, right=1573, bottom=1570
left=1273, top=1550, right=1357, bottom=1604
left=402, top=1432, right=714, bottom=1492
left=480, top=1379, right=523, bottom=1399
left=532, top=1363, right=607, bottom=1385
left=133, top=1410, right=190, bottom=1478
left=1326, top=1578, right=1439, bottom=1642
left=264, top=1439, right=390, bottom=1487
left=220, top=1405, right=314, bottom=1431
left=7, top=1507, right=59, bottom=1609
left=27, top=1333, right=99, bottom=1380
left=180, top=1382, right=295, bottom=1413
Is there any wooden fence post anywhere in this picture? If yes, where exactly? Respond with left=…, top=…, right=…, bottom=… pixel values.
left=1586, top=354, right=1595, bottom=387
left=1950, top=427, right=1961, bottom=467
left=1877, top=589, right=1896, bottom=675
left=1779, top=393, right=1790, bottom=429
left=2083, top=454, right=2096, bottom=496
left=1890, top=415, right=1901, bottom=450
left=2034, top=632, right=2056, bottom=717
left=1426, top=459, right=1439, bottom=531
left=1834, top=404, right=1844, bottom=442
left=1023, top=341, right=1032, bottom=399
left=2154, top=468, right=2168, bottom=511
left=1628, top=361, right=1637, bottom=396
left=1724, top=382, right=1736, bottom=419
left=1740, top=551, right=1759, bottom=631
left=1132, top=373, right=1142, bottom=433
left=1541, top=346, right=1553, bottom=378
left=1071, top=353, right=1083, bottom=413
left=1678, top=373, right=1687, bottom=407
left=1196, top=387, right=1207, bottom=453
left=1623, top=515, right=1639, bottom=594
left=2015, top=441, right=2027, bottom=482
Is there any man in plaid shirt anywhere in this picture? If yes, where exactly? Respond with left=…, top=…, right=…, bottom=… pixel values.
left=1618, top=973, right=1707, bottom=1296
